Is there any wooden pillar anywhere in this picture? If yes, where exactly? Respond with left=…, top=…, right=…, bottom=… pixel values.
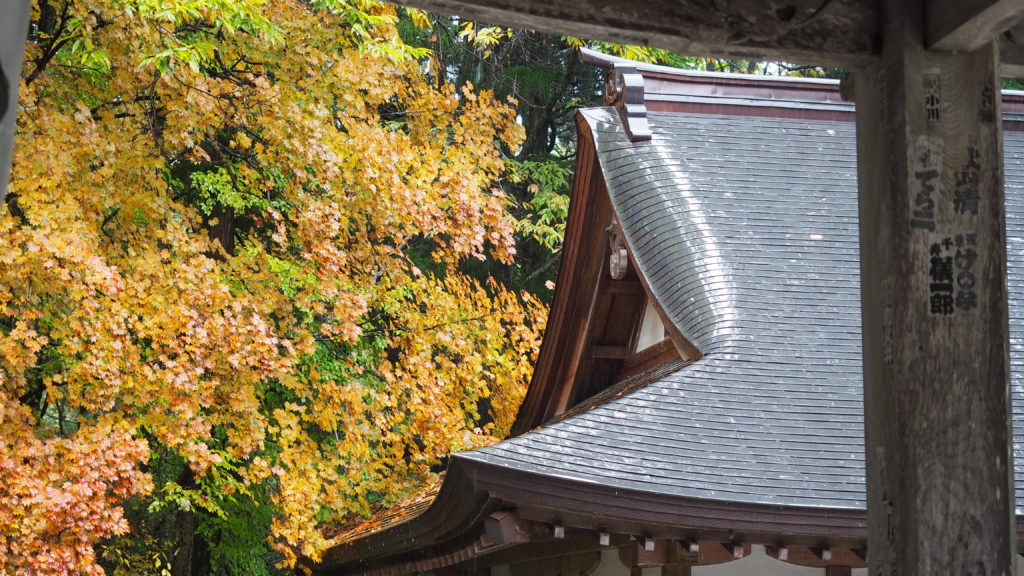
left=853, top=1, right=1014, bottom=575
left=0, top=0, right=31, bottom=201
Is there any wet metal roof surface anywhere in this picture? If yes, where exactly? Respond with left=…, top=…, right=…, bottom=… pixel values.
left=460, top=106, right=1024, bottom=514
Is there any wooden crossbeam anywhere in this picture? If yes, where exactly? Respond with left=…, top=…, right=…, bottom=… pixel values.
left=396, top=0, right=878, bottom=66
left=590, top=345, right=630, bottom=359
left=926, top=0, right=1024, bottom=52
left=396, top=0, right=1024, bottom=75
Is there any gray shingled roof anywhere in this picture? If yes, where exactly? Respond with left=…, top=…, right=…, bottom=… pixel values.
left=459, top=106, right=1024, bottom=514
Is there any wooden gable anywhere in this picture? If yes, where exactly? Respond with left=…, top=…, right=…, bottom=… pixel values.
left=511, top=113, right=698, bottom=435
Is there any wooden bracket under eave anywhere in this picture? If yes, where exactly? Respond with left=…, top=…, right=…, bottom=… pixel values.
left=482, top=510, right=551, bottom=546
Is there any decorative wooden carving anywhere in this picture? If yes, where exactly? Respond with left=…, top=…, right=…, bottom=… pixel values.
left=608, top=218, right=630, bottom=279
left=605, top=63, right=651, bottom=142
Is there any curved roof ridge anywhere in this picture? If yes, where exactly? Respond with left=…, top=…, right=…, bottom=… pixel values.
left=461, top=106, right=868, bottom=510
left=579, top=47, right=841, bottom=86
left=581, top=106, right=862, bottom=359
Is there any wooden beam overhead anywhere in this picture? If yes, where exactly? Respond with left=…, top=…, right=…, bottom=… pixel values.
left=396, top=0, right=1024, bottom=76
left=926, top=0, right=1024, bottom=52
left=396, top=0, right=879, bottom=67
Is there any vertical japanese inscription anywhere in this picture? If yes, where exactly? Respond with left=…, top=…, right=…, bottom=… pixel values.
left=928, top=234, right=977, bottom=316
left=920, top=136, right=983, bottom=318
left=923, top=73, right=941, bottom=123
left=929, top=236, right=955, bottom=316
left=954, top=233, right=978, bottom=311
left=980, top=83, right=995, bottom=123
left=911, top=135, right=943, bottom=231
left=911, top=75, right=986, bottom=319
left=953, top=139, right=981, bottom=216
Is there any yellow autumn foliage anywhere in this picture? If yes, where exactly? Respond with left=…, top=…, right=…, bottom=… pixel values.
left=1, top=0, right=546, bottom=571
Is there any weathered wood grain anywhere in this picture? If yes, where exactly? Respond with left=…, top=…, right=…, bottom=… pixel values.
left=397, top=0, right=879, bottom=66
left=926, top=0, right=1024, bottom=52
left=395, top=0, right=1024, bottom=75
left=0, top=0, right=30, bottom=202
left=854, top=1, right=1015, bottom=574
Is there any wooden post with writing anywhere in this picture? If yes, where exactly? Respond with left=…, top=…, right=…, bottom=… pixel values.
left=853, top=1, right=1015, bottom=574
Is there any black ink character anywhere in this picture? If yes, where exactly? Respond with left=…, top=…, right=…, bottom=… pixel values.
left=924, top=74, right=941, bottom=123
left=930, top=254, right=953, bottom=284
left=955, top=246, right=978, bottom=272
left=925, top=94, right=941, bottom=121
left=930, top=293, right=954, bottom=315
left=954, top=145, right=982, bottom=215
left=956, top=288, right=977, bottom=311
left=981, top=84, right=995, bottom=123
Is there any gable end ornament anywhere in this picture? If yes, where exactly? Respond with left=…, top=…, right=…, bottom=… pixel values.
left=608, top=218, right=630, bottom=280
left=605, top=63, right=651, bottom=142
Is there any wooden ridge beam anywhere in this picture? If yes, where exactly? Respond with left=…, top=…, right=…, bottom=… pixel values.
left=926, top=0, right=1024, bottom=52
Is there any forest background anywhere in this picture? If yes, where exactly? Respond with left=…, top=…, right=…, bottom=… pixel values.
left=0, top=1, right=836, bottom=575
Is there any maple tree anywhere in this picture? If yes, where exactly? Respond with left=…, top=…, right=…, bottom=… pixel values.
left=407, top=19, right=842, bottom=296
left=2, top=0, right=545, bottom=573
